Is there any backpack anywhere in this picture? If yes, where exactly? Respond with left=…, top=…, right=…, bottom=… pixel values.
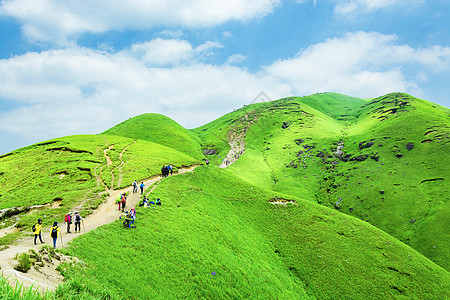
left=32, top=223, right=36, bottom=232
left=75, top=214, right=81, bottom=222
left=51, top=226, right=58, bottom=238
left=64, top=214, right=70, bottom=222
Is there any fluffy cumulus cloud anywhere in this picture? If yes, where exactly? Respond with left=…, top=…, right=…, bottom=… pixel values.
left=265, top=31, right=450, bottom=97
left=334, top=0, right=424, bottom=15
left=0, top=40, right=289, bottom=149
left=0, top=0, right=281, bottom=44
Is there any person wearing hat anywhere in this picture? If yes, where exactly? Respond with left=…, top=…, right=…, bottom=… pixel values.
left=33, top=219, right=45, bottom=245
left=50, top=221, right=61, bottom=248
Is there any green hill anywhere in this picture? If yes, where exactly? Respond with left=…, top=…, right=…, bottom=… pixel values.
left=102, top=113, right=204, bottom=160
left=0, top=134, right=200, bottom=242
left=0, top=92, right=449, bottom=299
left=194, top=92, right=450, bottom=270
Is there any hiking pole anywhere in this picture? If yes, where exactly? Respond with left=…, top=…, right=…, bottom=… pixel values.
left=60, top=234, right=64, bottom=247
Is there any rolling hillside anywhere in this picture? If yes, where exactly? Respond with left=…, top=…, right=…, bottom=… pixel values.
left=0, top=92, right=448, bottom=299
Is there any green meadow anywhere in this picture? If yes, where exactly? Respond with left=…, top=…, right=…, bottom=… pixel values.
left=0, top=92, right=449, bottom=299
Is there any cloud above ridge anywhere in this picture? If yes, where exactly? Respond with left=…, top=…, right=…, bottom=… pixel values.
left=0, top=0, right=281, bottom=44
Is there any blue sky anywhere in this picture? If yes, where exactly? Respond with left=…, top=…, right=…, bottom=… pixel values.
left=0, top=0, right=449, bottom=155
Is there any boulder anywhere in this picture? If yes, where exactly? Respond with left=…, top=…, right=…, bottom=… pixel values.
left=202, top=149, right=217, bottom=155
left=316, top=152, right=325, bottom=157
left=295, top=139, right=304, bottom=145
left=350, top=155, right=368, bottom=162
left=406, top=142, right=414, bottom=151
left=282, top=121, right=290, bottom=129
left=359, top=141, right=374, bottom=149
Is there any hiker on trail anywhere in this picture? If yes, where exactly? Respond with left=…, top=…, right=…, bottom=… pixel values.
left=140, top=182, right=145, bottom=194
left=155, top=198, right=161, bottom=206
left=50, top=221, right=61, bottom=248
left=64, top=212, right=72, bottom=233
left=33, top=219, right=45, bottom=245
left=132, top=180, right=138, bottom=193
left=121, top=193, right=127, bottom=212
left=206, top=159, right=209, bottom=165
left=74, top=212, right=83, bottom=233
left=117, top=193, right=122, bottom=211
left=161, top=165, right=166, bottom=177
left=130, top=207, right=136, bottom=225
left=169, top=165, right=173, bottom=176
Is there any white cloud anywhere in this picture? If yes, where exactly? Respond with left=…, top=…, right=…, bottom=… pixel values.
left=0, top=42, right=289, bottom=149
left=0, top=0, right=281, bottom=44
left=334, top=0, right=424, bottom=15
left=128, top=39, right=223, bottom=66
left=226, top=54, right=247, bottom=64
left=264, top=31, right=450, bottom=97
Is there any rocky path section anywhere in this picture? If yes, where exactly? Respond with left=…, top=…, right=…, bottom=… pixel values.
left=0, top=165, right=199, bottom=293
left=219, top=113, right=257, bottom=168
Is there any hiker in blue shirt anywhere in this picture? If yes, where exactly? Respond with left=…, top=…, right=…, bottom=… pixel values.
left=140, top=182, right=145, bottom=194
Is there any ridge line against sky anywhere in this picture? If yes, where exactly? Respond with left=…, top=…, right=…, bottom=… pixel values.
left=0, top=0, right=449, bottom=155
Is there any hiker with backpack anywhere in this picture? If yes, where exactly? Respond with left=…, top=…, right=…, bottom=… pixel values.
left=64, top=212, right=72, bottom=233
left=140, top=182, right=145, bottom=194
left=33, top=219, right=45, bottom=245
left=50, top=221, right=61, bottom=248
left=132, top=180, right=138, bottom=193
left=161, top=165, right=166, bottom=177
left=116, top=193, right=122, bottom=211
left=121, top=193, right=127, bottom=212
left=74, top=212, right=84, bottom=233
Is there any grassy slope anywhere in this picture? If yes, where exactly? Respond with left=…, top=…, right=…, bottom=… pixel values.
left=61, top=167, right=449, bottom=299
left=317, top=93, right=450, bottom=269
left=193, top=93, right=450, bottom=270
left=102, top=113, right=204, bottom=160
left=0, top=134, right=201, bottom=241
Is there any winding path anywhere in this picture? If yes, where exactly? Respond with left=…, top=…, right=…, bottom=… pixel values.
left=0, top=164, right=199, bottom=292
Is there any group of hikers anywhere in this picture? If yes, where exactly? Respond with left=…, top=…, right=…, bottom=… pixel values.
left=132, top=180, right=145, bottom=194
left=139, top=196, right=162, bottom=207
left=32, top=211, right=84, bottom=248
left=116, top=193, right=128, bottom=211
left=161, top=165, right=173, bottom=177
left=32, top=166, right=173, bottom=246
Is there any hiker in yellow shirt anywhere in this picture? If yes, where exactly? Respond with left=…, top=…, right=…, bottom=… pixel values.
left=33, top=219, right=45, bottom=245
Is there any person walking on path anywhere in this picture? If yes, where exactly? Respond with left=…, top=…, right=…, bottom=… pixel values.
left=33, top=219, right=45, bottom=245
left=140, top=182, right=145, bottom=194
left=50, top=221, right=61, bottom=248
left=116, top=193, right=122, bottom=211
left=74, top=212, right=84, bottom=233
left=64, top=212, right=72, bottom=234
left=132, top=180, right=138, bottom=193
left=121, top=193, right=127, bottom=212
left=169, top=165, right=173, bottom=176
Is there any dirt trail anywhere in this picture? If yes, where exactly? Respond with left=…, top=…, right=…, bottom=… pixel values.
left=219, top=113, right=256, bottom=168
left=0, top=165, right=198, bottom=292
